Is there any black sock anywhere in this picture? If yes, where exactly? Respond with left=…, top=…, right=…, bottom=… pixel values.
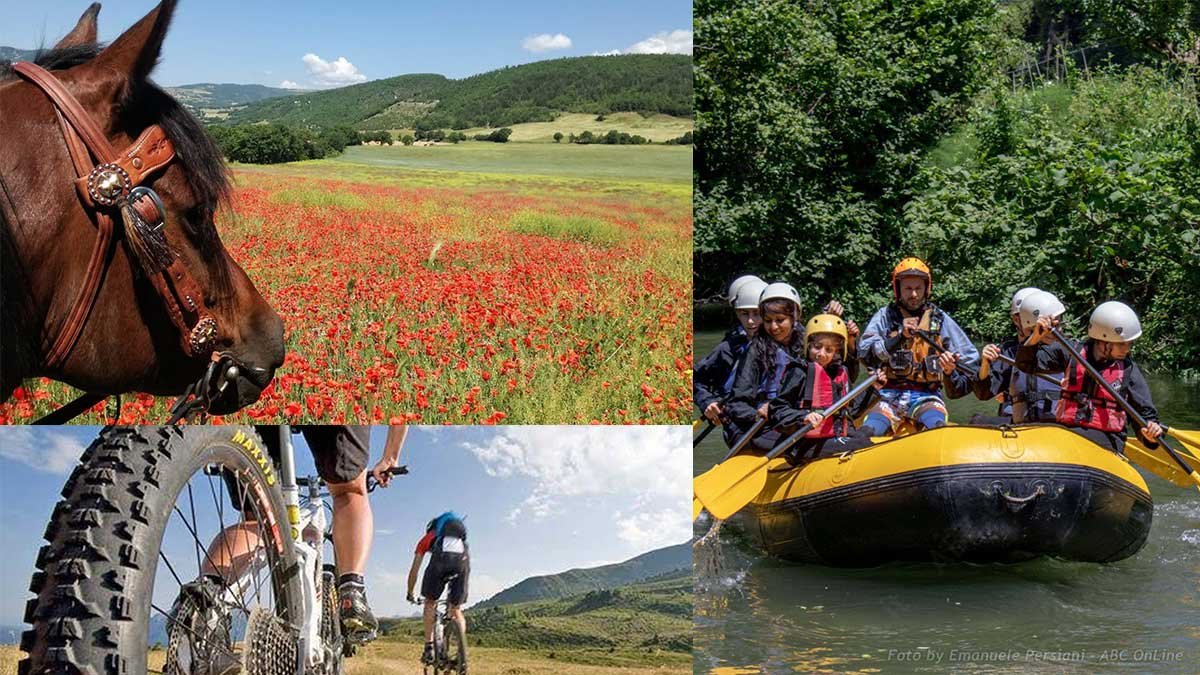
left=338, top=573, right=365, bottom=590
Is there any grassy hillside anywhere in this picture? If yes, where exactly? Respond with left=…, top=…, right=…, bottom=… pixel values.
left=225, top=54, right=691, bottom=131
left=380, top=570, right=692, bottom=662
left=474, top=543, right=690, bottom=608
left=224, top=73, right=451, bottom=129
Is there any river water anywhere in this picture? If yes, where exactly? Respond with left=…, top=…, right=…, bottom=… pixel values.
left=692, top=330, right=1200, bottom=674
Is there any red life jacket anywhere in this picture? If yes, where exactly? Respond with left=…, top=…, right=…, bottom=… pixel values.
left=1055, top=344, right=1127, bottom=433
left=802, top=362, right=851, bottom=438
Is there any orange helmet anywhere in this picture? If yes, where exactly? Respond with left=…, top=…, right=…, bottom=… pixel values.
left=891, top=257, right=931, bottom=300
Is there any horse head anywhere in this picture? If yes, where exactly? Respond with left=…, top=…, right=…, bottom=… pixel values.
left=0, top=1, right=285, bottom=416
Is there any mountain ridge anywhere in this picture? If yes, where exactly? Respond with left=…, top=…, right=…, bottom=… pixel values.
left=474, top=541, right=690, bottom=609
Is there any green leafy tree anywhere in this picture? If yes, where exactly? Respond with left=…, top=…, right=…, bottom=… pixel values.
left=553, top=131, right=564, bottom=143
left=694, top=0, right=998, bottom=309
left=904, top=68, right=1200, bottom=370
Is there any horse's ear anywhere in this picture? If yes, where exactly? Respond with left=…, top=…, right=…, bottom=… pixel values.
left=89, top=0, right=176, bottom=85
left=54, top=3, right=101, bottom=49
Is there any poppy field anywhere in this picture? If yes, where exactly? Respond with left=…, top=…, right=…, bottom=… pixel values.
left=2, top=144, right=692, bottom=424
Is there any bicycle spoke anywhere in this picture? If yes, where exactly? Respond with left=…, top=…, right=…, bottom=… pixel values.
left=158, top=549, right=186, bottom=590
left=171, top=501, right=251, bottom=616
left=151, top=601, right=238, bottom=670
left=186, top=482, right=201, bottom=574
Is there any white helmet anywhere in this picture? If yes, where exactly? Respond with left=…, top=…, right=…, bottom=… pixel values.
left=1088, top=301, right=1142, bottom=342
left=1018, top=290, right=1066, bottom=330
left=1010, top=287, right=1041, bottom=315
left=728, top=275, right=764, bottom=305
left=732, top=279, right=769, bottom=310
left=759, top=282, right=802, bottom=317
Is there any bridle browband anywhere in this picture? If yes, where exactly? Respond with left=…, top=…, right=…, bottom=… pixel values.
left=12, top=61, right=240, bottom=423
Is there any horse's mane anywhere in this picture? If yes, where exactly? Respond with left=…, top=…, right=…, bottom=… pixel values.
left=2, top=43, right=233, bottom=291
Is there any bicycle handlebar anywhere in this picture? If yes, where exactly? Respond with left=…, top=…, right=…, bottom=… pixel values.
left=295, top=465, right=408, bottom=490
left=366, top=465, right=409, bottom=492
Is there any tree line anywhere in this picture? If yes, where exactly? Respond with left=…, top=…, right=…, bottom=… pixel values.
left=694, top=0, right=1200, bottom=373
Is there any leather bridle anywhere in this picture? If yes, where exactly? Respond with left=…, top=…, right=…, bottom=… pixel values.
left=12, top=61, right=240, bottom=423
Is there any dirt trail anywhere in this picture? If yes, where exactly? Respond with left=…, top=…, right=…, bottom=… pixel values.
left=2, top=642, right=688, bottom=674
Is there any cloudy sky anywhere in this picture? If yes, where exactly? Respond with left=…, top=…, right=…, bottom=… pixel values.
left=0, top=425, right=690, bottom=626
left=0, top=1, right=691, bottom=88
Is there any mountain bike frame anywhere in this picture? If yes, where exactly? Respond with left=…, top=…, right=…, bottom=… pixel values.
left=210, top=427, right=403, bottom=670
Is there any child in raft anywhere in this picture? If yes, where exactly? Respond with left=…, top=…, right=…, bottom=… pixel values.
left=1018, top=301, right=1163, bottom=454
left=970, top=288, right=1063, bottom=425
left=694, top=275, right=769, bottom=431
left=725, top=284, right=852, bottom=452
left=770, top=314, right=885, bottom=462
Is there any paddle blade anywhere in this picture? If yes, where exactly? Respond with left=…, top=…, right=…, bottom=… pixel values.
left=1168, top=428, right=1200, bottom=454
left=1125, top=437, right=1200, bottom=488
left=693, top=454, right=770, bottom=520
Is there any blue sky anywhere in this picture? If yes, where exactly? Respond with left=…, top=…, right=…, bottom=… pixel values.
left=0, top=1, right=692, bottom=87
left=0, top=425, right=689, bottom=626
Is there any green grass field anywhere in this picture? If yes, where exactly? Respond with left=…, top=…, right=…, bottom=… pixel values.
left=330, top=142, right=691, bottom=185
left=452, top=112, right=694, bottom=143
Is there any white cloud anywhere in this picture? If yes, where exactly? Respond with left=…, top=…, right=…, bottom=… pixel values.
left=279, top=79, right=303, bottom=89
left=464, top=426, right=689, bottom=522
left=0, top=428, right=85, bottom=475
left=602, top=29, right=693, bottom=56
left=522, top=33, right=572, bottom=53
left=301, top=53, right=367, bottom=87
left=615, top=508, right=690, bottom=549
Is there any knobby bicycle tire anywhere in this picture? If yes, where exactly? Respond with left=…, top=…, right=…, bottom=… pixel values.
left=19, top=426, right=305, bottom=674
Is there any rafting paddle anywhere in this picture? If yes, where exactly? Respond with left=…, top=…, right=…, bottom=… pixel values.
left=692, top=417, right=768, bottom=520
left=693, top=374, right=880, bottom=520
left=693, top=420, right=716, bottom=446
left=1046, top=327, right=1200, bottom=491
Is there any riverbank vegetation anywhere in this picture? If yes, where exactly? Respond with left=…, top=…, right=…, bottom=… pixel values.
left=695, top=0, right=1200, bottom=374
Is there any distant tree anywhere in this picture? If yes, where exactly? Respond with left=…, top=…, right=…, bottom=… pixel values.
left=595, top=113, right=607, bottom=121
left=664, top=131, right=693, bottom=145
left=210, top=123, right=317, bottom=164
left=484, top=127, right=512, bottom=143
left=401, top=134, right=415, bottom=145
left=553, top=131, right=564, bottom=143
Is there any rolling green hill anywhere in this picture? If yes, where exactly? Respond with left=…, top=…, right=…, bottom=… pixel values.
left=224, top=54, right=692, bottom=131
left=473, top=542, right=690, bottom=609
left=380, top=570, right=692, bottom=656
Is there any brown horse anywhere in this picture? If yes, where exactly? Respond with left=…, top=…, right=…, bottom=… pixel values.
left=0, top=1, right=284, bottom=418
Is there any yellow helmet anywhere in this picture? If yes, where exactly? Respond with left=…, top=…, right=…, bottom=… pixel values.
left=892, top=256, right=932, bottom=300
left=805, top=314, right=849, bottom=359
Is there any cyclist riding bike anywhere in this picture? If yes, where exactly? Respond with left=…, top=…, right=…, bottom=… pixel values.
left=407, top=511, right=471, bottom=666
left=198, top=426, right=407, bottom=654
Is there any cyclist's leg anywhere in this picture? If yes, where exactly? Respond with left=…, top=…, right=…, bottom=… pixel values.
left=304, top=425, right=375, bottom=641
left=421, top=559, right=449, bottom=659
left=201, top=427, right=284, bottom=580
left=447, top=559, right=469, bottom=638
left=304, top=426, right=372, bottom=575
